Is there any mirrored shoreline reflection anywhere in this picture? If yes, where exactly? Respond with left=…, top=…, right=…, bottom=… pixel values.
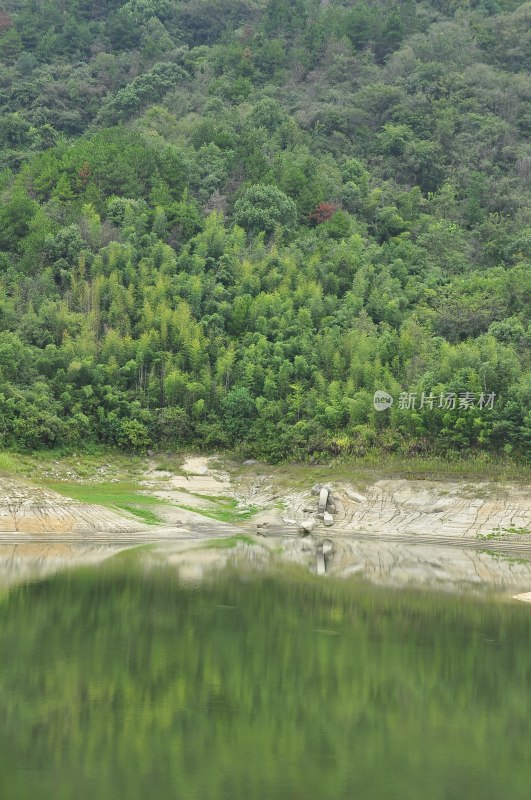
left=1, top=536, right=531, bottom=595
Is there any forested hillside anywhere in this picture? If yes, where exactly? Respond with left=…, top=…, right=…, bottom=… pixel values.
left=0, top=0, right=530, bottom=460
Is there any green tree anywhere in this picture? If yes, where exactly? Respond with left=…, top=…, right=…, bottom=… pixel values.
left=234, top=184, right=297, bottom=234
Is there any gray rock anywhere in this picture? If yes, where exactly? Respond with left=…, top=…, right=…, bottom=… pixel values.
left=318, top=488, right=329, bottom=514
left=346, top=489, right=366, bottom=503
left=323, top=511, right=334, bottom=527
left=147, top=449, right=155, bottom=457
left=300, top=518, right=316, bottom=534
left=242, top=459, right=259, bottom=466
left=311, top=484, right=322, bottom=496
left=326, top=502, right=336, bottom=514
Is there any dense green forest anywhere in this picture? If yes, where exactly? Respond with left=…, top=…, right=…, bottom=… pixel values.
left=0, top=0, right=529, bottom=460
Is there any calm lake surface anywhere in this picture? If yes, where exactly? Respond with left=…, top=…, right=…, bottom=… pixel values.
left=1, top=561, right=530, bottom=800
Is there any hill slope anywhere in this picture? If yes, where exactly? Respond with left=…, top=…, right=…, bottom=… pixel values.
left=0, top=0, right=530, bottom=460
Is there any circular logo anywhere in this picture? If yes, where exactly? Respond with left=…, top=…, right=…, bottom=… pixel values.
left=374, top=390, right=393, bottom=411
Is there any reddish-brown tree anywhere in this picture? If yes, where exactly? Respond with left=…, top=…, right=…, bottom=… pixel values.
left=309, top=202, right=339, bottom=224
left=0, top=11, right=13, bottom=32
left=78, top=161, right=91, bottom=185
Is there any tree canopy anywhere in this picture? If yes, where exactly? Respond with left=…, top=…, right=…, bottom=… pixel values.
left=0, top=0, right=529, bottom=460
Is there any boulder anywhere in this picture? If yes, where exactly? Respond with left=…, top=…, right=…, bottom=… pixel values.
left=318, top=488, right=329, bottom=514
left=300, top=518, right=316, bottom=534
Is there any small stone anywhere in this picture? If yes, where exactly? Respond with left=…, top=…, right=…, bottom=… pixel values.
left=311, top=484, right=322, bottom=496
left=323, top=511, right=334, bottom=527
left=301, top=518, right=316, bottom=534
left=243, top=459, right=259, bottom=466
left=147, top=449, right=155, bottom=457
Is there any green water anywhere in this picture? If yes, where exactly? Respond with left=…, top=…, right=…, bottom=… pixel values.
left=1, top=565, right=530, bottom=800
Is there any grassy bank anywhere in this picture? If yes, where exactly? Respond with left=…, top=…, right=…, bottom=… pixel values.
left=175, top=499, right=259, bottom=524
left=1, top=448, right=529, bottom=487
left=42, top=481, right=167, bottom=526
left=231, top=452, right=531, bottom=491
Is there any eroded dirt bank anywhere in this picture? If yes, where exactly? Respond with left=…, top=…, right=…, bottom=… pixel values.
left=1, top=454, right=530, bottom=540
left=0, top=477, right=145, bottom=534
left=138, top=455, right=531, bottom=540
left=0, top=454, right=530, bottom=595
